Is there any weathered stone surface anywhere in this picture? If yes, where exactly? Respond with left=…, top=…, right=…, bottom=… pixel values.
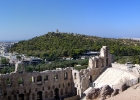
left=100, top=85, right=113, bottom=98
left=0, top=46, right=112, bottom=100
left=111, top=89, right=119, bottom=96
left=86, top=85, right=114, bottom=100
left=120, top=84, right=129, bottom=92
left=86, top=88, right=100, bottom=99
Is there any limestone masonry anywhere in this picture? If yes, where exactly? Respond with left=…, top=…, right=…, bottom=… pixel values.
left=0, top=46, right=112, bottom=100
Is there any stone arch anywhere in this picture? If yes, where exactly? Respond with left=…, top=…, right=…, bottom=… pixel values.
left=48, top=86, right=50, bottom=90
left=32, top=93, right=35, bottom=100
left=89, top=75, right=92, bottom=83
left=89, top=75, right=92, bottom=86
left=18, top=94, right=24, bottom=100
left=95, top=59, right=98, bottom=68
left=54, top=88, right=59, bottom=99
left=14, top=95, right=17, bottom=100
left=44, top=75, right=48, bottom=81
left=30, top=76, right=35, bottom=83
left=60, top=89, right=63, bottom=95
left=54, top=74, right=58, bottom=81
left=74, top=88, right=77, bottom=96
left=26, top=93, right=29, bottom=100
left=65, top=88, right=68, bottom=94
left=37, top=91, right=42, bottom=100
left=37, top=76, right=42, bottom=82
left=64, top=72, right=68, bottom=80
left=50, top=91, right=53, bottom=97
left=106, top=58, right=108, bottom=66
left=68, top=82, right=70, bottom=86
left=8, top=96, right=11, bottom=100
left=59, top=84, right=60, bottom=88
left=45, top=91, right=48, bottom=98
left=18, top=77, right=24, bottom=85
left=106, top=47, right=108, bottom=57
left=74, top=73, right=76, bottom=79
left=6, top=78, right=11, bottom=85
left=63, top=83, right=65, bottom=87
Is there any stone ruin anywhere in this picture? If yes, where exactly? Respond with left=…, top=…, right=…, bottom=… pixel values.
left=0, top=46, right=112, bottom=100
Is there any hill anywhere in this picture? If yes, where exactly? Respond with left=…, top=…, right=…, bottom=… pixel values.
left=10, top=32, right=140, bottom=61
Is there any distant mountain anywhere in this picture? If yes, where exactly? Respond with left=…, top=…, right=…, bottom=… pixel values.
left=10, top=32, right=140, bottom=60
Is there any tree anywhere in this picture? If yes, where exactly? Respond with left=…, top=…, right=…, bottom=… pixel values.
left=16, top=55, right=21, bottom=61
left=0, top=58, right=9, bottom=66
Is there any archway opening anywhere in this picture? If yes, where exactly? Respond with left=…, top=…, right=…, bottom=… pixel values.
left=106, top=58, right=108, bottom=66
left=19, top=94, right=24, bottom=100
left=89, top=75, right=92, bottom=86
left=37, top=91, right=42, bottom=100
left=74, top=88, right=77, bottom=96
left=54, top=88, right=59, bottom=100
left=37, top=76, right=42, bottom=82
left=89, top=75, right=92, bottom=83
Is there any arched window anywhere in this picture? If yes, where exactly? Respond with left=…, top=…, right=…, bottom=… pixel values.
left=48, top=86, right=50, bottom=90
left=59, top=84, right=60, bottom=88
left=44, top=75, right=48, bottom=81
left=68, top=83, right=70, bottom=86
left=6, top=78, right=11, bottom=85
left=30, top=76, right=35, bottom=83
left=64, top=72, right=68, bottom=80
left=52, top=85, right=55, bottom=89
left=37, top=76, right=42, bottom=82
left=106, top=48, right=108, bottom=57
left=61, top=89, right=63, bottom=95
left=50, top=91, right=53, bottom=97
left=8, top=96, right=11, bottom=100
left=65, top=88, right=68, bottom=94
left=95, top=60, right=98, bottom=68
left=54, top=74, right=58, bottom=81
left=74, top=73, right=76, bottom=79
left=45, top=91, right=48, bottom=98
left=18, top=77, right=23, bottom=86
left=106, top=58, right=108, bottom=66
left=89, top=75, right=92, bottom=83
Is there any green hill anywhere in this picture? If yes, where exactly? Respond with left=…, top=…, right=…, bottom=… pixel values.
left=10, top=32, right=140, bottom=61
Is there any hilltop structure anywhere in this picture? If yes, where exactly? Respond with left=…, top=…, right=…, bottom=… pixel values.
left=0, top=46, right=113, bottom=100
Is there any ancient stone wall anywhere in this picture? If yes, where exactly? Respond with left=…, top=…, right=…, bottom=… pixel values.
left=0, top=46, right=112, bottom=100
left=0, top=67, right=73, bottom=100
left=72, top=46, right=112, bottom=97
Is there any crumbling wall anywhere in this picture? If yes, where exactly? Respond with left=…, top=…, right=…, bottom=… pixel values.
left=72, top=46, right=112, bottom=97
left=0, top=67, right=74, bottom=100
left=0, top=46, right=113, bottom=100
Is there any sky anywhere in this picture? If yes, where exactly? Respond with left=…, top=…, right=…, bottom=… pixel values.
left=0, top=0, right=140, bottom=40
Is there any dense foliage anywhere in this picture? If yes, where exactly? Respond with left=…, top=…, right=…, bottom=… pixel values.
left=0, top=59, right=88, bottom=74
left=10, top=32, right=140, bottom=60
left=114, top=55, right=140, bottom=64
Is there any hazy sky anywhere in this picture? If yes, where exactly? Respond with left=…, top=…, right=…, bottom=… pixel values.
left=0, top=0, right=140, bottom=40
